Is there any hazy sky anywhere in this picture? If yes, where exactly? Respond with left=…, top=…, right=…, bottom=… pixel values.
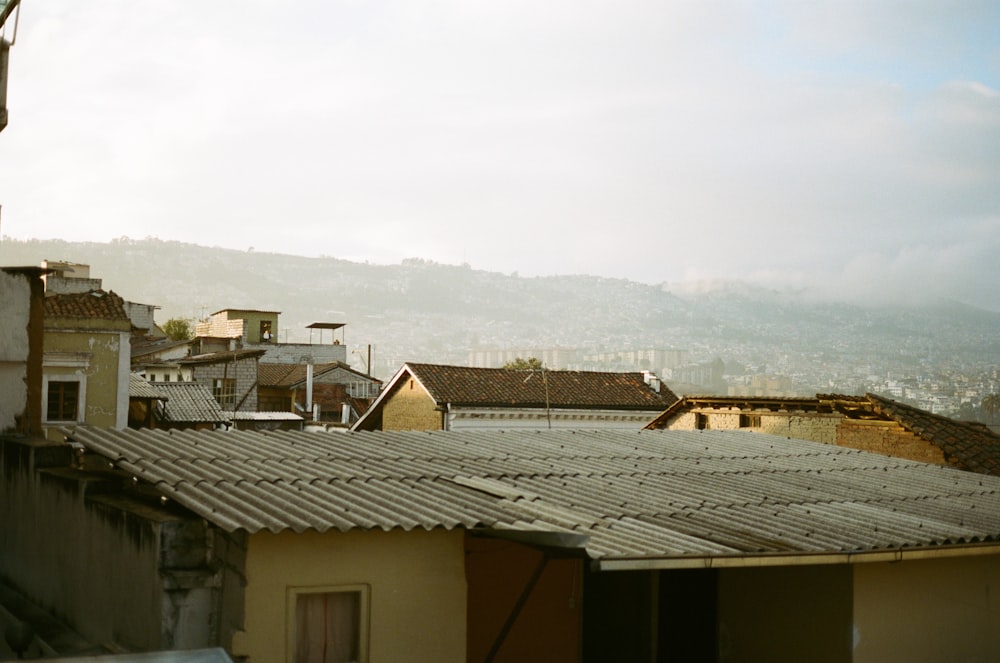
left=2, top=1, right=999, bottom=309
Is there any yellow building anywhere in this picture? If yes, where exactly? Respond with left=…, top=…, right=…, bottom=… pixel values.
left=42, top=289, right=132, bottom=440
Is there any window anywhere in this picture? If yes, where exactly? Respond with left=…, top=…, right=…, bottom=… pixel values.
left=46, top=380, right=81, bottom=422
left=213, top=378, right=237, bottom=409
left=739, top=413, right=761, bottom=428
left=289, top=586, right=368, bottom=663
left=260, top=320, right=273, bottom=343
left=695, top=413, right=709, bottom=430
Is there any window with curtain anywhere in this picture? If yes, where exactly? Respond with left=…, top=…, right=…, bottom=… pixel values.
left=293, top=588, right=366, bottom=663
left=46, top=380, right=80, bottom=422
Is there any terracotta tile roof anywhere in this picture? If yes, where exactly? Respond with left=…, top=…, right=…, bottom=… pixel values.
left=403, top=363, right=677, bottom=410
left=63, top=426, right=1000, bottom=566
left=867, top=393, right=1000, bottom=476
left=43, top=289, right=129, bottom=321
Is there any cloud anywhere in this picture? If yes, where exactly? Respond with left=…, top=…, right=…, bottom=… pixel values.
left=1, top=1, right=998, bottom=310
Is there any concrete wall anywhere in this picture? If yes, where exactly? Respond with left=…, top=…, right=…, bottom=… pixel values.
left=717, top=564, right=853, bottom=663
left=853, top=554, right=1000, bottom=663
left=382, top=377, right=443, bottom=430
left=0, top=271, right=31, bottom=433
left=253, top=342, right=348, bottom=365
left=234, top=528, right=467, bottom=663
left=0, top=438, right=235, bottom=652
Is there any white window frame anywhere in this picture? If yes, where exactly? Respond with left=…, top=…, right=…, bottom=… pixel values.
left=286, top=584, right=370, bottom=663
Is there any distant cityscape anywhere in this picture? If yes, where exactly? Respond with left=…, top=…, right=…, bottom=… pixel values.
left=3, top=237, right=998, bottom=423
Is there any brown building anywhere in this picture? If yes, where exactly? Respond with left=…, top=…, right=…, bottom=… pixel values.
left=257, top=361, right=381, bottom=426
left=646, top=392, right=1000, bottom=475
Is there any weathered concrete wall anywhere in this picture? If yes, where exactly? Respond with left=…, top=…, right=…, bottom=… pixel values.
left=853, top=554, right=1000, bottom=662
left=234, top=528, right=466, bottom=663
left=253, top=342, right=348, bottom=365
left=0, top=439, right=161, bottom=650
left=0, top=271, right=31, bottom=433
left=0, top=437, right=242, bottom=653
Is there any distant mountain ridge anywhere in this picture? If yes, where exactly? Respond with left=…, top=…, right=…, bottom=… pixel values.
left=3, top=237, right=998, bottom=392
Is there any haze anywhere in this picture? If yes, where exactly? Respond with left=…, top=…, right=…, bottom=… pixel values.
left=1, top=1, right=998, bottom=310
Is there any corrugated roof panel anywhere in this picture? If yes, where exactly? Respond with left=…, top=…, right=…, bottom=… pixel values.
left=62, top=426, right=1000, bottom=562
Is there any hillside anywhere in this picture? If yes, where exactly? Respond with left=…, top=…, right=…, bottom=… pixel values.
left=3, top=237, right=998, bottom=405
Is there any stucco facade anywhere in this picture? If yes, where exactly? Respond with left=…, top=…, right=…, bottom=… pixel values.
left=233, top=528, right=467, bottom=663
left=43, top=312, right=131, bottom=441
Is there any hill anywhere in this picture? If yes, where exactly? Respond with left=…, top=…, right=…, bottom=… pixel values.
left=3, top=237, right=998, bottom=409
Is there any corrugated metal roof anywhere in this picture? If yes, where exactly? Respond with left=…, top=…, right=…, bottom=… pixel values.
left=129, top=373, right=168, bottom=400
left=150, top=383, right=229, bottom=424
left=62, top=427, right=1000, bottom=564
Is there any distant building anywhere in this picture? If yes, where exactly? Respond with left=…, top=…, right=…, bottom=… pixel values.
left=42, top=289, right=132, bottom=440
left=646, top=392, right=1000, bottom=476
left=468, top=347, right=579, bottom=370
left=196, top=309, right=350, bottom=365
left=353, top=362, right=677, bottom=432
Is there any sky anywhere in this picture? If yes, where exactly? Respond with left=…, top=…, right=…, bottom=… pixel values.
left=1, top=1, right=999, bottom=309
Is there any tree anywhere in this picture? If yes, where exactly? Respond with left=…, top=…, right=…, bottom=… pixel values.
left=504, top=357, right=543, bottom=370
left=982, top=393, right=1000, bottom=424
left=162, top=317, right=194, bottom=341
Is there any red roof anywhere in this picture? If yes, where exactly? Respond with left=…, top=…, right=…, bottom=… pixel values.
left=43, top=290, right=129, bottom=321
left=402, top=362, right=677, bottom=410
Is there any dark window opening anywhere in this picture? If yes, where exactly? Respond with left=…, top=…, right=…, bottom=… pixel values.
left=47, top=381, right=80, bottom=421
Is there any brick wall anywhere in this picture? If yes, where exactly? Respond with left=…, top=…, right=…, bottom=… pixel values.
left=665, top=410, right=839, bottom=444
left=192, top=358, right=259, bottom=412
left=835, top=420, right=950, bottom=466
left=382, top=378, right=442, bottom=430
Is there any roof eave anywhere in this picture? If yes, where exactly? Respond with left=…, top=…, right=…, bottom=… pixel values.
left=594, top=541, right=1000, bottom=572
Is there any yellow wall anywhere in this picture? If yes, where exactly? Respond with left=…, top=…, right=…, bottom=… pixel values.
left=232, top=311, right=279, bottom=344
left=234, top=528, right=467, bottom=663
left=853, top=553, right=1000, bottom=663
left=382, top=377, right=443, bottom=430
left=43, top=325, right=128, bottom=440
